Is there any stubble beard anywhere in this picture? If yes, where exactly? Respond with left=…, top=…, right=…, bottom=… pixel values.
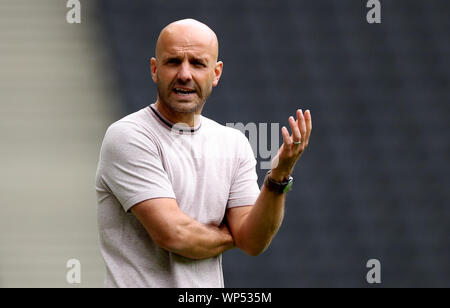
left=157, top=83, right=210, bottom=114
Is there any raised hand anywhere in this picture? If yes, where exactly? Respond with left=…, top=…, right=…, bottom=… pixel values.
left=270, top=109, right=312, bottom=182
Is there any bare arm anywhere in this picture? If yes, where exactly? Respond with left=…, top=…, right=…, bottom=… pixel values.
left=131, top=198, right=235, bottom=260
left=226, top=186, right=286, bottom=256
left=227, top=109, right=312, bottom=256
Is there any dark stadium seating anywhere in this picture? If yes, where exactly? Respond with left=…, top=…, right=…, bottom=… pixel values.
left=97, top=0, right=449, bottom=287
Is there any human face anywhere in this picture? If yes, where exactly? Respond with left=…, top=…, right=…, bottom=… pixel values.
left=151, top=29, right=222, bottom=115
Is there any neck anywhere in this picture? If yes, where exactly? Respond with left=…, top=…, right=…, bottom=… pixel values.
left=154, top=100, right=201, bottom=128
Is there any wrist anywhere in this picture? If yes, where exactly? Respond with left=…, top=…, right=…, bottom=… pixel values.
left=264, top=170, right=294, bottom=194
left=219, top=225, right=235, bottom=249
left=269, top=169, right=290, bottom=182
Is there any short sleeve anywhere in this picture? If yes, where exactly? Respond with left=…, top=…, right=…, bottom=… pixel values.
left=227, top=131, right=260, bottom=208
left=96, top=121, right=176, bottom=212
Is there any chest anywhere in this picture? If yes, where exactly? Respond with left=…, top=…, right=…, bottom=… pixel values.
left=160, top=134, right=237, bottom=224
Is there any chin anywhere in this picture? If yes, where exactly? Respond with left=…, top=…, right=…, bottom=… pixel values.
left=166, top=98, right=202, bottom=111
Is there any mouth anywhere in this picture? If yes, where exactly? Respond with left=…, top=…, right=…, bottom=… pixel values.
left=172, top=87, right=197, bottom=97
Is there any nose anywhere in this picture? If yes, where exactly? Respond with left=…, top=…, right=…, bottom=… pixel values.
left=177, top=61, right=192, bottom=83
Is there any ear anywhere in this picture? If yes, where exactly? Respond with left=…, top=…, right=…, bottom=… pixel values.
left=150, top=57, right=158, bottom=83
left=212, top=61, right=223, bottom=87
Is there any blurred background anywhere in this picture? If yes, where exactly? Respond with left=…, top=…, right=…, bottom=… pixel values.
left=0, top=0, right=448, bottom=287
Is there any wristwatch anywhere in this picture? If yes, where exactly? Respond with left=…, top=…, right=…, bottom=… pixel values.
left=264, top=171, right=294, bottom=194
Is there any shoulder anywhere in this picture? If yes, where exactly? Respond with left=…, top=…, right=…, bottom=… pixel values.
left=105, top=108, right=155, bottom=141
left=102, top=108, right=159, bottom=154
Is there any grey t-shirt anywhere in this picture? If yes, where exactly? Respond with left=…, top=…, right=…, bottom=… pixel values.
left=95, top=104, right=260, bottom=288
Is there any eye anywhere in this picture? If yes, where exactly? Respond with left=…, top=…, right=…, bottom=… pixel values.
left=192, top=60, right=206, bottom=67
left=166, top=58, right=181, bottom=65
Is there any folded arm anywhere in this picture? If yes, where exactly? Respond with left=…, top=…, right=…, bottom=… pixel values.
left=131, top=198, right=235, bottom=260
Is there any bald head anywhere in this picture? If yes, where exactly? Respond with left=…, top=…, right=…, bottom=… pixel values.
left=150, top=19, right=224, bottom=121
left=155, top=19, right=219, bottom=62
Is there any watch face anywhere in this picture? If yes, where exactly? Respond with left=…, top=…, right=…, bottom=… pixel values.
left=282, top=178, right=294, bottom=193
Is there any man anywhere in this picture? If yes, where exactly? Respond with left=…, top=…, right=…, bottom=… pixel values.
left=95, top=18, right=312, bottom=288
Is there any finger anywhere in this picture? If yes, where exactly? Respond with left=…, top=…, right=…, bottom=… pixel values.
left=304, top=110, right=312, bottom=143
left=281, top=126, right=292, bottom=146
left=297, top=109, right=307, bottom=142
left=289, top=116, right=302, bottom=143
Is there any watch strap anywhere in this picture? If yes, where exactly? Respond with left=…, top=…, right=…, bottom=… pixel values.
left=264, top=171, right=293, bottom=194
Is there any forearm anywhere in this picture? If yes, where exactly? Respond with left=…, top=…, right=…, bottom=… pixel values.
left=132, top=198, right=235, bottom=260
left=163, top=216, right=235, bottom=260
left=235, top=185, right=286, bottom=256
